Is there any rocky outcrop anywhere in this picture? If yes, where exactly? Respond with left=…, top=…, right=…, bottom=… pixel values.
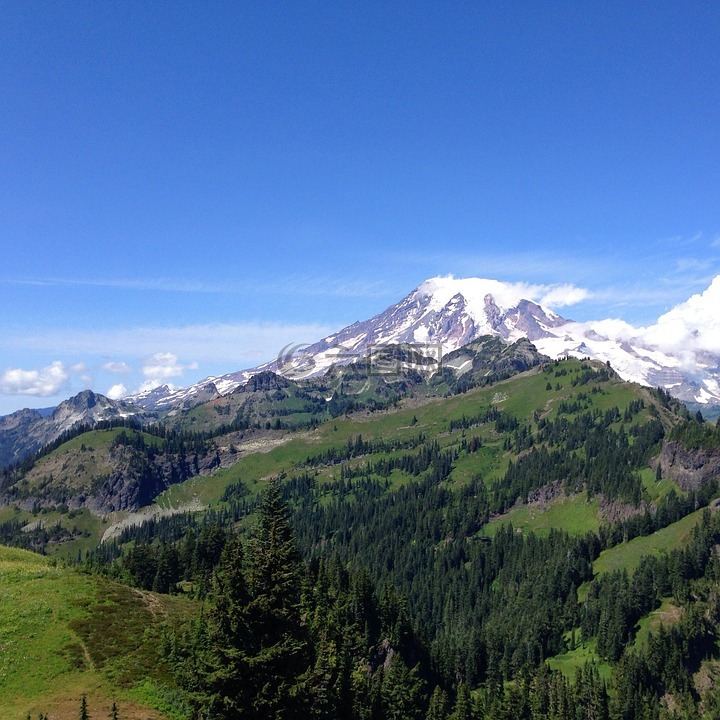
left=656, top=440, right=720, bottom=492
left=442, top=336, right=548, bottom=394
left=0, top=408, right=45, bottom=468
left=85, top=444, right=224, bottom=513
left=243, top=371, right=290, bottom=393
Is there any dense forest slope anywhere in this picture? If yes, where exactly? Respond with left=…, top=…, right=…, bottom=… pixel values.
left=1, top=353, right=720, bottom=718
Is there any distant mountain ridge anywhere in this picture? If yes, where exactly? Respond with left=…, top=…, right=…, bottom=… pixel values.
left=0, top=390, right=153, bottom=469
left=127, top=276, right=720, bottom=410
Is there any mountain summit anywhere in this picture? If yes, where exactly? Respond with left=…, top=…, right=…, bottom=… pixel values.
left=127, top=276, right=720, bottom=410
left=269, top=277, right=570, bottom=376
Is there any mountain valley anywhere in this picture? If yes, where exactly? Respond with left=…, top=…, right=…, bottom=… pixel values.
left=1, top=280, right=720, bottom=719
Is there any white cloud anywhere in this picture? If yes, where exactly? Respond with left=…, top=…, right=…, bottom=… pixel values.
left=486, top=280, right=591, bottom=309
left=137, top=379, right=178, bottom=393
left=142, top=352, right=188, bottom=380
left=568, top=274, right=720, bottom=375
left=640, top=275, right=720, bottom=361
left=0, top=361, right=69, bottom=397
left=138, top=352, right=201, bottom=391
left=576, top=318, right=640, bottom=341
left=422, top=276, right=592, bottom=311
left=102, top=361, right=132, bottom=374
left=106, top=383, right=128, bottom=400
left=538, top=284, right=591, bottom=308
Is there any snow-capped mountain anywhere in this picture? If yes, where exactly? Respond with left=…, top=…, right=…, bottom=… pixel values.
left=126, top=382, right=221, bottom=414
left=127, top=276, right=720, bottom=410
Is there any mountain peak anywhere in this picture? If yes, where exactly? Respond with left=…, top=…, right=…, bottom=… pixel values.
left=415, top=276, right=530, bottom=316
left=125, top=275, right=720, bottom=411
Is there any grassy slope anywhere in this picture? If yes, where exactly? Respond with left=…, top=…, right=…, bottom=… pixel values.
left=551, top=507, right=712, bottom=677
left=7, top=359, right=657, bottom=527
left=483, top=492, right=602, bottom=537
left=631, top=598, right=683, bottom=650
left=17, top=428, right=158, bottom=500
left=592, top=507, right=706, bottom=576
left=159, top=359, right=649, bottom=505
left=0, top=545, right=194, bottom=720
left=8, top=358, right=669, bottom=562
left=547, top=638, right=612, bottom=682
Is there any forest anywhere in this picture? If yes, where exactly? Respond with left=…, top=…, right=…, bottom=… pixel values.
left=3, top=358, right=720, bottom=719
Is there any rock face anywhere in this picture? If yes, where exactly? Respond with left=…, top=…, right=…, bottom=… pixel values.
left=657, top=440, right=720, bottom=492
left=442, top=336, right=548, bottom=392
left=0, top=408, right=45, bottom=468
left=85, top=445, right=223, bottom=513
left=1, top=438, right=225, bottom=514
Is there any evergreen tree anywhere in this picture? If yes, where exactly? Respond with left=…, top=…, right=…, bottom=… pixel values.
left=243, top=478, right=309, bottom=716
left=425, top=685, right=449, bottom=720
left=380, top=655, right=425, bottom=720
left=79, top=693, right=90, bottom=720
left=449, top=683, right=472, bottom=720
left=195, top=478, right=310, bottom=719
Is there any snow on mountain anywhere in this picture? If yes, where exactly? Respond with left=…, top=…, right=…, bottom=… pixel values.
left=530, top=276, right=720, bottom=405
left=127, top=381, right=222, bottom=413
left=127, top=275, right=720, bottom=410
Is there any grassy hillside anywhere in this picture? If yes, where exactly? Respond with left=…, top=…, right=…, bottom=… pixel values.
left=592, top=507, right=707, bottom=576
left=482, top=491, right=602, bottom=537
left=0, top=357, right=688, bottom=561
left=0, top=545, right=194, bottom=720
left=6, top=427, right=161, bottom=503
left=1, top=356, right=719, bottom=718
left=160, top=358, right=665, bottom=505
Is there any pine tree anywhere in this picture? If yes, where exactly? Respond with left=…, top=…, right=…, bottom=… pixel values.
left=194, top=534, right=253, bottom=718
left=425, top=685, right=449, bottom=720
left=196, top=479, right=310, bottom=719
left=79, top=693, right=90, bottom=720
left=380, top=655, right=425, bottom=720
left=449, top=683, right=472, bottom=720
left=244, top=478, right=309, bottom=716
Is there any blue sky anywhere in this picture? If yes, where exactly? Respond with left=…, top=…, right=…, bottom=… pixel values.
left=1, top=2, right=719, bottom=414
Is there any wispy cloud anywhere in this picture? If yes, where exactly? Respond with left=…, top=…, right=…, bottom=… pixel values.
left=388, top=239, right=720, bottom=289
left=674, top=257, right=716, bottom=274
left=4, top=321, right=338, bottom=366
left=102, top=361, right=132, bottom=374
left=537, top=284, right=591, bottom=308
left=1, top=276, right=235, bottom=294
left=383, top=247, right=631, bottom=290
left=273, top=276, right=393, bottom=299
left=0, top=274, right=395, bottom=300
